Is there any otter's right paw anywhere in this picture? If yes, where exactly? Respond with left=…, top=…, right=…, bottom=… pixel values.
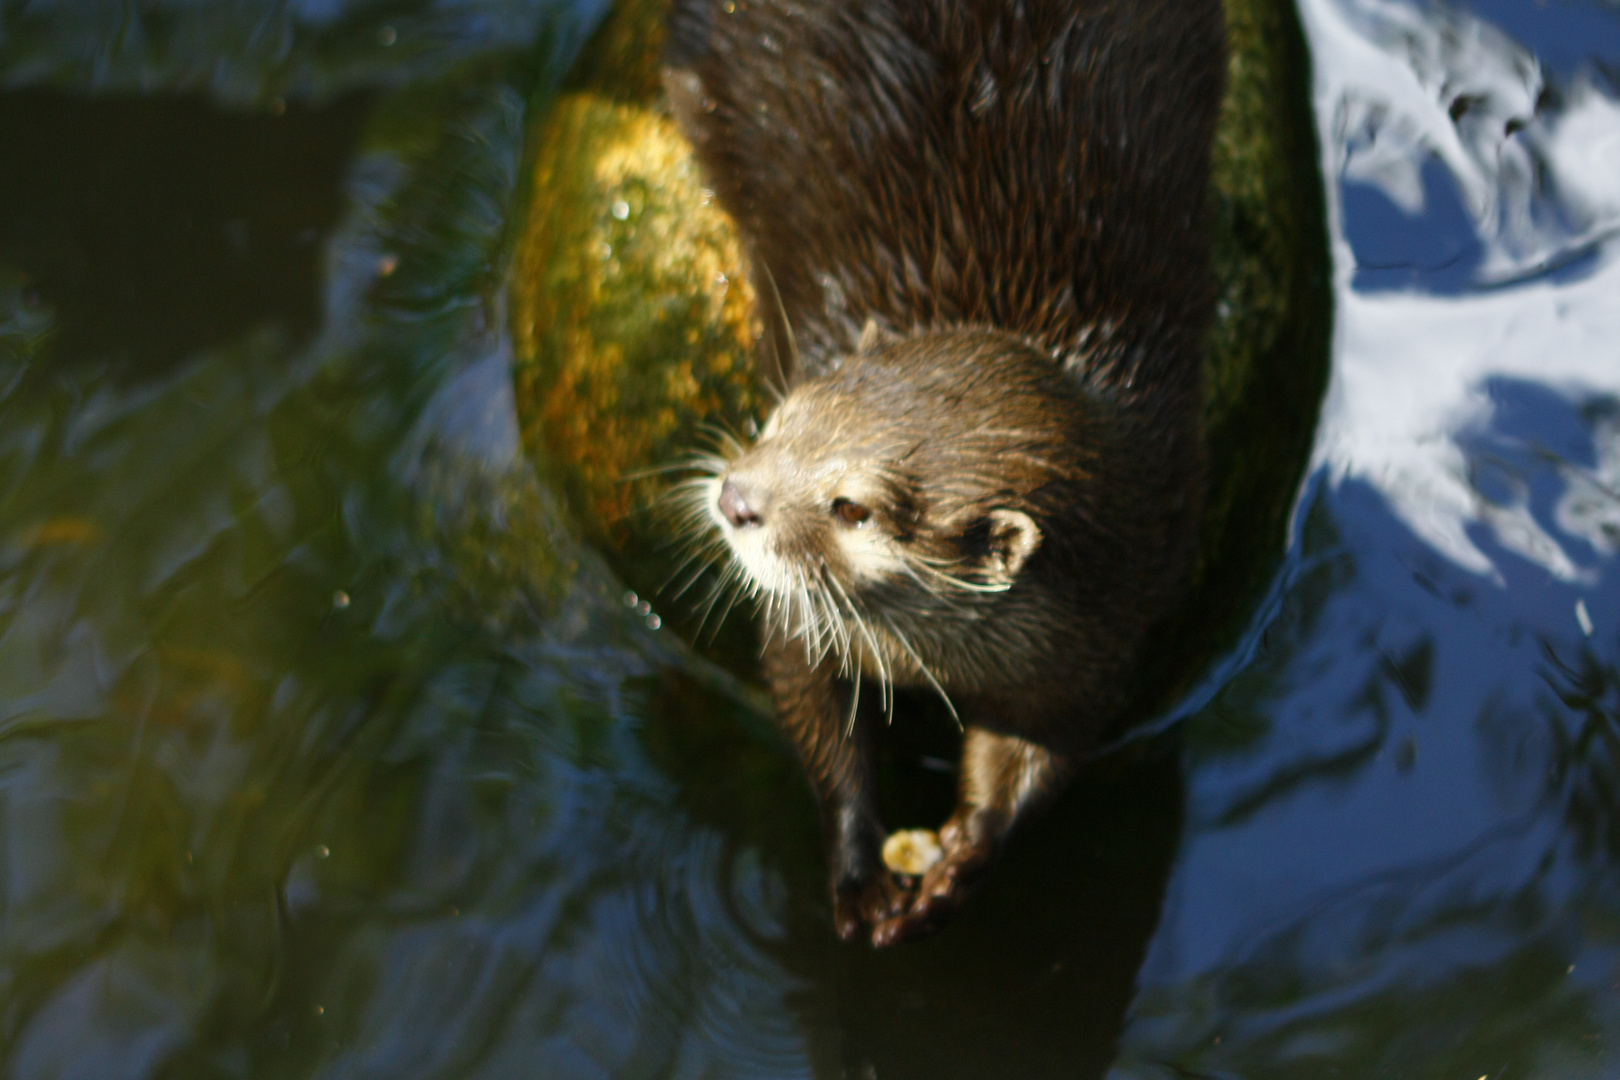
left=832, top=873, right=911, bottom=942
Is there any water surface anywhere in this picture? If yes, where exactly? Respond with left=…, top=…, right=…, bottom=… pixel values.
left=0, top=0, right=1617, bottom=1077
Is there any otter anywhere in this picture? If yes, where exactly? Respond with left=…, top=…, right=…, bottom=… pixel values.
left=663, top=0, right=1224, bottom=945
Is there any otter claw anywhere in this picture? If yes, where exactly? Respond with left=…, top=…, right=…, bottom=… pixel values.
left=833, top=873, right=912, bottom=942
left=870, top=871, right=960, bottom=946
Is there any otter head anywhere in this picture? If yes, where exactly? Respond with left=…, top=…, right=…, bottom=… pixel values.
left=705, top=322, right=1099, bottom=667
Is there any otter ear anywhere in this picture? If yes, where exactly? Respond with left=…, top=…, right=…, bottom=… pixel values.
left=985, top=509, right=1042, bottom=584
left=856, top=317, right=899, bottom=354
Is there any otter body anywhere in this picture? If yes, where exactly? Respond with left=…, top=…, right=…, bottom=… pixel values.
left=665, top=0, right=1224, bottom=944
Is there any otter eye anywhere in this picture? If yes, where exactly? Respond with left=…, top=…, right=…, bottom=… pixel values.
left=832, top=498, right=871, bottom=527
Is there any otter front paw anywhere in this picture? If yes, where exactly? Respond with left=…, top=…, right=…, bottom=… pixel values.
left=869, top=813, right=998, bottom=946
left=833, top=872, right=912, bottom=942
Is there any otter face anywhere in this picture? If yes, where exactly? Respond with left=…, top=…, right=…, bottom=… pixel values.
left=694, top=326, right=1092, bottom=673
left=709, top=387, right=921, bottom=595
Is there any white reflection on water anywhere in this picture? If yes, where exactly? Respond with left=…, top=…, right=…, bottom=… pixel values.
left=1318, top=0, right=1620, bottom=279
left=1307, top=0, right=1620, bottom=582
left=1316, top=252, right=1620, bottom=581
left=1560, top=411, right=1620, bottom=558
left=1114, top=0, right=1620, bottom=1075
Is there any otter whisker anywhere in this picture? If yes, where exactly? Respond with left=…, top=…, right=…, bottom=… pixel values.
left=662, top=471, right=718, bottom=496
left=845, top=658, right=862, bottom=739
left=706, top=576, right=748, bottom=644
left=881, top=614, right=961, bottom=728
left=663, top=494, right=723, bottom=541
left=664, top=539, right=729, bottom=600
left=652, top=473, right=728, bottom=551
left=813, top=574, right=852, bottom=674
left=823, top=570, right=893, bottom=721
left=760, top=577, right=786, bottom=650
left=805, top=569, right=840, bottom=667
left=694, top=421, right=750, bottom=462
left=788, top=566, right=812, bottom=657
left=659, top=485, right=718, bottom=525
left=668, top=516, right=723, bottom=555
left=658, top=493, right=733, bottom=599
left=904, top=556, right=1011, bottom=595
left=780, top=566, right=818, bottom=661
left=626, top=456, right=728, bottom=482
left=822, top=577, right=854, bottom=664
left=894, top=565, right=981, bottom=611
left=758, top=261, right=796, bottom=402
left=817, top=569, right=858, bottom=669
left=693, top=556, right=746, bottom=642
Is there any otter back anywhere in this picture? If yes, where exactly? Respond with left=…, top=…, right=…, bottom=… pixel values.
left=666, top=0, right=1222, bottom=413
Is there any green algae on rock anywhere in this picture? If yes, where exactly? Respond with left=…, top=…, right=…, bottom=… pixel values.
left=510, top=0, right=763, bottom=570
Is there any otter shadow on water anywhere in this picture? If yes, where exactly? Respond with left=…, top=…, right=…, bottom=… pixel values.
left=807, top=729, right=1187, bottom=1080
left=643, top=670, right=1186, bottom=1077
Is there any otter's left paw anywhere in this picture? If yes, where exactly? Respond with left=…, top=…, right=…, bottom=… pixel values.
left=833, top=871, right=912, bottom=943
left=868, top=823, right=996, bottom=946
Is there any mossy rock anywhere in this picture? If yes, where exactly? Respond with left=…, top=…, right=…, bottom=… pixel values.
left=510, top=0, right=1331, bottom=701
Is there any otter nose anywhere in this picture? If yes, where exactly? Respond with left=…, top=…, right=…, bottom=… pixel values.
left=718, top=480, right=763, bottom=528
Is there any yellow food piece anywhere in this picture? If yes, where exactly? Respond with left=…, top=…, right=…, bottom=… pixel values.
left=882, top=829, right=945, bottom=877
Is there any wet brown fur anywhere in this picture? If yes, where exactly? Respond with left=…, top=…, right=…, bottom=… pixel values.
left=664, top=0, right=1224, bottom=944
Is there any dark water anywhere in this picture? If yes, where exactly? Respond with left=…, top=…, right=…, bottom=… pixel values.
left=1, top=1, right=1618, bottom=1077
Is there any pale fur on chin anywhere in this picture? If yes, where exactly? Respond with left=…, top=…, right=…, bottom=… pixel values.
left=705, top=470, right=882, bottom=675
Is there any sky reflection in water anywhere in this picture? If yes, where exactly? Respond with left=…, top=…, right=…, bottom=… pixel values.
left=0, top=0, right=1617, bottom=1077
left=1116, top=0, right=1620, bottom=1074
